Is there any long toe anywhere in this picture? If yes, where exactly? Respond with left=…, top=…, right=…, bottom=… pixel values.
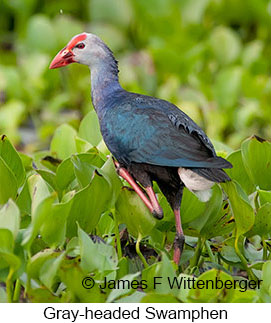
left=152, top=208, right=164, bottom=220
left=173, top=233, right=185, bottom=264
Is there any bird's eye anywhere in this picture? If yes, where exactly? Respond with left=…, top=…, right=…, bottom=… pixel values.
left=75, top=43, right=85, bottom=49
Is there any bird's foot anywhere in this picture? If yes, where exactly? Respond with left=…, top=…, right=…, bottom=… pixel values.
left=151, top=208, right=164, bottom=220
left=173, top=233, right=185, bottom=265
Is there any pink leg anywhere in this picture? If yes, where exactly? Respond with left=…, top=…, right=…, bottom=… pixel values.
left=114, top=160, right=163, bottom=219
left=145, top=187, right=163, bottom=219
left=173, top=208, right=185, bottom=265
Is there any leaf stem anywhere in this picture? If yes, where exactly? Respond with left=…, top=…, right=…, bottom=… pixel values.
left=189, top=237, right=204, bottom=269
left=13, top=279, right=21, bottom=302
left=136, top=233, right=148, bottom=269
left=205, top=240, right=216, bottom=263
left=6, top=267, right=15, bottom=303
left=234, top=236, right=257, bottom=281
left=112, top=209, right=122, bottom=259
left=262, top=238, right=268, bottom=261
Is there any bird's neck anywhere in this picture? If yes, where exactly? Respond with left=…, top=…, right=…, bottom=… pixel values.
left=90, top=59, right=122, bottom=118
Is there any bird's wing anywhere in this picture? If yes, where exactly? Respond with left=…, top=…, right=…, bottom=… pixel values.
left=103, top=96, right=231, bottom=169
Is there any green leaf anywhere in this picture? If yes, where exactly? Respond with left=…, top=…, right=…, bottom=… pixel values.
left=40, top=252, right=65, bottom=291
left=78, top=111, right=102, bottom=146
left=221, top=181, right=254, bottom=237
left=78, top=226, right=118, bottom=273
left=106, top=272, right=140, bottom=303
left=226, top=150, right=255, bottom=195
left=259, top=261, right=271, bottom=302
left=22, top=193, right=57, bottom=248
left=0, top=135, right=25, bottom=187
left=66, top=172, right=111, bottom=236
left=142, top=253, right=176, bottom=295
left=247, top=203, right=271, bottom=238
left=50, top=124, right=77, bottom=160
left=241, top=136, right=271, bottom=191
left=59, top=257, right=105, bottom=302
left=36, top=169, right=58, bottom=192
left=101, top=157, right=122, bottom=207
left=56, top=157, right=75, bottom=191
left=258, top=190, right=271, bottom=207
left=28, top=174, right=51, bottom=215
left=189, top=185, right=223, bottom=236
left=27, top=249, right=57, bottom=281
left=0, top=229, right=20, bottom=270
left=40, top=197, right=73, bottom=248
left=181, top=188, right=206, bottom=224
left=209, top=26, right=241, bottom=65
left=141, top=293, right=178, bottom=303
left=116, top=187, right=156, bottom=238
left=188, top=269, right=235, bottom=302
left=0, top=156, right=17, bottom=205
left=71, top=151, right=104, bottom=188
left=0, top=199, right=20, bottom=239
left=213, top=66, right=242, bottom=108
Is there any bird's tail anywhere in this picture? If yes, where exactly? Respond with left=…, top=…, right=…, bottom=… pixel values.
left=178, top=167, right=231, bottom=203
left=191, top=167, right=231, bottom=183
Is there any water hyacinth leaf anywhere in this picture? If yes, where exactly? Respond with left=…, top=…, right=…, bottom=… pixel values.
left=0, top=135, right=25, bottom=187
left=116, top=187, right=156, bottom=238
left=213, top=66, right=242, bottom=108
left=115, top=291, right=145, bottom=303
left=50, top=124, right=77, bottom=160
left=0, top=287, right=7, bottom=303
left=0, top=157, right=18, bottom=205
left=26, top=15, right=57, bottom=53
left=39, top=252, right=65, bottom=291
left=209, top=26, right=241, bottom=65
left=27, top=249, right=57, bottom=282
left=89, top=0, right=133, bottom=29
left=22, top=193, right=57, bottom=248
left=71, top=151, right=105, bottom=188
left=101, top=156, right=122, bottom=207
left=36, top=169, right=58, bottom=192
left=56, top=157, right=75, bottom=191
left=75, top=136, right=93, bottom=153
left=247, top=203, right=271, bottom=238
left=142, top=253, right=176, bottom=294
left=188, top=269, right=235, bottom=302
left=241, top=136, right=271, bottom=191
left=0, top=229, right=20, bottom=271
left=197, top=202, right=235, bottom=240
left=106, top=272, right=141, bottom=303
left=180, top=188, right=206, bottom=224
left=66, top=172, right=111, bottom=237
left=221, top=181, right=254, bottom=237
left=226, top=150, right=254, bottom=195
left=259, top=261, right=271, bottom=303
left=16, top=180, right=32, bottom=215
left=189, top=184, right=222, bottom=234
left=39, top=197, right=73, bottom=248
left=28, top=174, right=51, bottom=215
left=40, top=156, right=61, bottom=173
left=141, top=293, right=178, bottom=303
left=78, top=226, right=118, bottom=273
left=59, top=257, right=105, bottom=302
left=0, top=229, right=14, bottom=254
left=78, top=110, right=102, bottom=146
left=257, top=190, right=271, bottom=207
left=0, top=199, right=20, bottom=239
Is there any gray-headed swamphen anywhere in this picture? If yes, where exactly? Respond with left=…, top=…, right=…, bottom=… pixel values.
left=50, top=33, right=232, bottom=264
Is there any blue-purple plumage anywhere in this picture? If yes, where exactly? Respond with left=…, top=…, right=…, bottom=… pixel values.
left=99, top=91, right=232, bottom=172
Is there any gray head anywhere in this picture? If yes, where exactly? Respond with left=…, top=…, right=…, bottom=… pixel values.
left=49, top=32, right=118, bottom=73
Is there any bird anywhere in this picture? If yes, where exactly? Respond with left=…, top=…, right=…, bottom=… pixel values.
left=50, top=33, right=232, bottom=265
